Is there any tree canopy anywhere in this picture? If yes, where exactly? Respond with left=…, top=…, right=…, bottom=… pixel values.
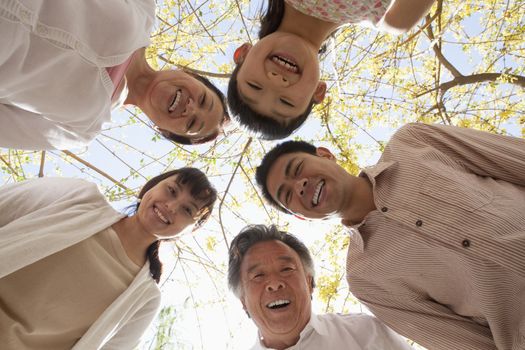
left=0, top=0, right=523, bottom=349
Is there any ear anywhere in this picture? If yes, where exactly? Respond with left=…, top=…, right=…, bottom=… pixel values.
left=234, top=43, right=252, bottom=65
left=315, top=146, right=336, bottom=161
left=312, top=81, right=327, bottom=103
left=156, top=127, right=171, bottom=138
left=307, top=275, right=314, bottom=295
left=240, top=296, right=251, bottom=318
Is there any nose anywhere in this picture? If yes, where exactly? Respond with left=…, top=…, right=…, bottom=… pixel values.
left=183, top=98, right=197, bottom=117
left=166, top=197, right=183, bottom=216
left=267, top=71, right=290, bottom=87
left=294, top=178, right=308, bottom=197
left=265, top=279, right=285, bottom=292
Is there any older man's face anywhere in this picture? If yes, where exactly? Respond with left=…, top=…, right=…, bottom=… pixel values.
left=240, top=240, right=312, bottom=343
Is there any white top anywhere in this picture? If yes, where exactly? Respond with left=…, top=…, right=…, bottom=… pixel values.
left=0, top=0, right=155, bottom=150
left=0, top=177, right=161, bottom=349
left=250, top=313, right=413, bottom=350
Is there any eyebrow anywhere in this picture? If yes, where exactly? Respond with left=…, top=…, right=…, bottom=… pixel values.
left=208, top=95, right=214, bottom=112
left=240, top=87, right=292, bottom=121
left=271, top=109, right=290, bottom=120
left=196, top=121, right=204, bottom=133
left=246, top=256, right=295, bottom=275
left=239, top=89, right=258, bottom=105
left=276, top=157, right=295, bottom=205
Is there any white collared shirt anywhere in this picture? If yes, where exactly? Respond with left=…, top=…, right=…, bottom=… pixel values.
left=250, top=313, right=413, bottom=350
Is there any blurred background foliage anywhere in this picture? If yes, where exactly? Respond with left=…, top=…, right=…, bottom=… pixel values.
left=1, top=0, right=523, bottom=349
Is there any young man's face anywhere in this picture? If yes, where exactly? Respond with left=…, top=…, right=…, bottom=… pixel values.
left=240, top=240, right=312, bottom=343
left=265, top=148, right=351, bottom=220
left=234, top=32, right=326, bottom=125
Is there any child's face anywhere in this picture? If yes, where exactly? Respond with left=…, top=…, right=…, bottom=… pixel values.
left=235, top=32, right=326, bottom=125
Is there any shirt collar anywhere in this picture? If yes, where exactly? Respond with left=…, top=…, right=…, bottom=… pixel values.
left=343, top=161, right=396, bottom=252
left=360, top=160, right=395, bottom=180
left=251, top=313, right=326, bottom=349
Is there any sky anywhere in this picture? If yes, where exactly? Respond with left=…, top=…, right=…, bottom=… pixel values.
left=1, top=1, right=523, bottom=349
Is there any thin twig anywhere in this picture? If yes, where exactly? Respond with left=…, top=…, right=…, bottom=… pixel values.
left=61, top=150, right=131, bottom=193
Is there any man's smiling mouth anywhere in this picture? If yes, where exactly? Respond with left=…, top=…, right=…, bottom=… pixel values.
left=312, top=180, right=325, bottom=207
left=267, top=299, right=291, bottom=309
left=168, top=89, right=182, bottom=113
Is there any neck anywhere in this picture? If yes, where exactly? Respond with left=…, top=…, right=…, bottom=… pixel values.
left=260, top=332, right=301, bottom=350
left=341, top=175, right=376, bottom=227
left=124, top=47, right=156, bottom=106
left=112, top=216, right=157, bottom=266
left=259, top=312, right=311, bottom=350
left=278, top=3, right=339, bottom=50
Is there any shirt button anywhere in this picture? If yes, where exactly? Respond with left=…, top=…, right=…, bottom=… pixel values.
left=462, top=239, right=471, bottom=248
left=415, top=220, right=423, bottom=227
left=20, top=9, right=31, bottom=21
left=381, top=207, right=388, bottom=212
left=36, top=24, right=48, bottom=35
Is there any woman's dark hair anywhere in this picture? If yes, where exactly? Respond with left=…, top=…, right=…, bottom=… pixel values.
left=160, top=72, right=230, bottom=145
left=132, top=167, right=218, bottom=283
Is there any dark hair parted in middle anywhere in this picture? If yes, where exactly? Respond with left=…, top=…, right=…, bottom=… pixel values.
left=228, top=224, right=316, bottom=298
left=133, top=167, right=218, bottom=283
left=255, top=140, right=317, bottom=213
left=227, top=64, right=316, bottom=140
left=160, top=72, right=230, bottom=145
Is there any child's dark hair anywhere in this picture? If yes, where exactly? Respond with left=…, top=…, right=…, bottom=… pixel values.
left=159, top=72, right=230, bottom=145
left=258, top=0, right=286, bottom=39
left=131, top=167, right=217, bottom=283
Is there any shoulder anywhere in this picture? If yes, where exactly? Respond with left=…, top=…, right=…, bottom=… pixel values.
left=5, top=177, right=97, bottom=193
left=30, top=177, right=107, bottom=205
left=391, top=122, right=431, bottom=140
left=42, top=177, right=101, bottom=194
left=320, top=312, right=402, bottom=336
left=320, top=312, right=381, bottom=327
left=320, top=313, right=410, bottom=348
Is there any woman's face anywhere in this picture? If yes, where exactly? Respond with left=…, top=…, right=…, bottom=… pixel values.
left=235, top=33, right=326, bottom=124
left=137, top=175, right=208, bottom=240
left=140, top=70, right=225, bottom=141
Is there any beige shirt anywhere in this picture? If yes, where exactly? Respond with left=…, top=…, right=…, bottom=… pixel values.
left=345, top=123, right=525, bottom=350
left=0, top=227, right=140, bottom=350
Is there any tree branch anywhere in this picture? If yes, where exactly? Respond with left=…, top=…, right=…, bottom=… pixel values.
left=218, top=138, right=253, bottom=251
left=61, top=150, right=131, bottom=193
left=425, top=14, right=462, bottom=78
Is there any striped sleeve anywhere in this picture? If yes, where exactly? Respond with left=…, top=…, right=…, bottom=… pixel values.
left=392, top=123, right=525, bottom=186
left=352, top=281, right=498, bottom=350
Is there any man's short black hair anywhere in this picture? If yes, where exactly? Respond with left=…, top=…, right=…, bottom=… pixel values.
left=227, top=63, right=315, bottom=140
left=256, top=140, right=317, bottom=212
